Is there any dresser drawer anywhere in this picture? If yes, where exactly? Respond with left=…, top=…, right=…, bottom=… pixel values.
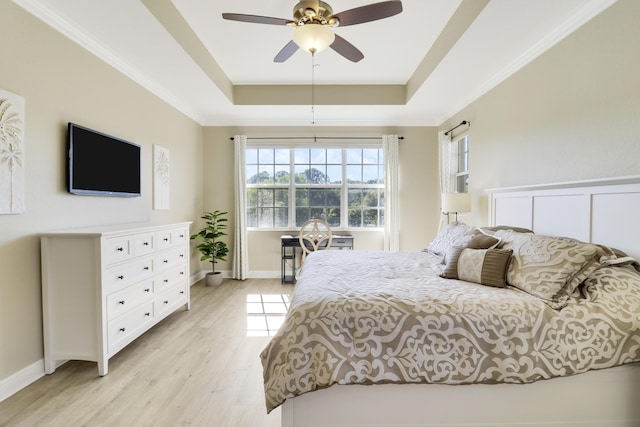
left=155, top=265, right=188, bottom=291
left=106, top=279, right=154, bottom=320
left=104, top=257, right=154, bottom=292
left=133, top=232, right=155, bottom=256
left=172, top=227, right=189, bottom=246
left=156, top=282, right=188, bottom=320
left=107, top=301, right=154, bottom=355
left=155, top=246, right=187, bottom=272
left=103, top=236, right=133, bottom=266
left=156, top=229, right=173, bottom=249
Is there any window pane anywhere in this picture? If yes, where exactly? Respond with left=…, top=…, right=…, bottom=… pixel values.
left=274, top=207, right=288, bottom=227
left=309, top=188, right=325, bottom=206
left=258, top=148, right=274, bottom=164
left=310, top=148, right=325, bottom=163
left=346, top=148, right=362, bottom=163
left=257, top=189, right=273, bottom=206
left=274, top=148, right=289, bottom=163
left=274, top=165, right=289, bottom=184
left=363, top=189, right=379, bottom=207
left=247, top=207, right=257, bottom=227
left=258, top=208, right=273, bottom=228
left=347, top=165, right=362, bottom=183
left=308, top=165, right=327, bottom=184
left=294, top=165, right=308, bottom=184
left=246, top=148, right=258, bottom=164
left=247, top=188, right=258, bottom=207
left=363, top=165, right=378, bottom=184
left=296, top=207, right=310, bottom=226
left=363, top=209, right=379, bottom=227
left=294, top=148, right=309, bottom=163
left=246, top=165, right=259, bottom=184
left=327, top=148, right=342, bottom=163
left=327, top=165, right=342, bottom=184
left=275, top=189, right=288, bottom=207
left=362, top=148, right=379, bottom=164
left=258, top=166, right=273, bottom=184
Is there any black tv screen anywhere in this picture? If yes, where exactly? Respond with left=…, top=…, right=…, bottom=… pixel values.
left=68, top=123, right=141, bottom=197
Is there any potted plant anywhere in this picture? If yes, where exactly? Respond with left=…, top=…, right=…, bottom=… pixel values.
left=190, top=210, right=229, bottom=286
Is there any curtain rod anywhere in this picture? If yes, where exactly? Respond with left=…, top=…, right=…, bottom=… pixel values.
left=229, top=136, right=404, bottom=141
left=444, top=120, right=469, bottom=136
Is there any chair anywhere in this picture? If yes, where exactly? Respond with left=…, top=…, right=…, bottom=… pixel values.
left=298, top=219, right=332, bottom=263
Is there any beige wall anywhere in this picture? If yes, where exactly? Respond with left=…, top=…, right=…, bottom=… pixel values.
left=440, top=0, right=640, bottom=226
left=3, top=0, right=639, bottom=399
left=0, top=4, right=203, bottom=381
left=202, top=126, right=440, bottom=275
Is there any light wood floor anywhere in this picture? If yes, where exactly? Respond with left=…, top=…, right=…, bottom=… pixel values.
left=0, top=278, right=294, bottom=427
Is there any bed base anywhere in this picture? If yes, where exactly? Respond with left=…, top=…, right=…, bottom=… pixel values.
left=282, top=363, right=640, bottom=426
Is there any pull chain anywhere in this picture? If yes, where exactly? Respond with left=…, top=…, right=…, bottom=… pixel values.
left=311, top=51, right=316, bottom=125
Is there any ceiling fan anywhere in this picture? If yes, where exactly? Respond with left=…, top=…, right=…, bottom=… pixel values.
left=222, top=0, right=403, bottom=63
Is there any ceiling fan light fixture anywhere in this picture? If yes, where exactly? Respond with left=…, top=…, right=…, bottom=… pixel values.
left=293, top=24, right=335, bottom=53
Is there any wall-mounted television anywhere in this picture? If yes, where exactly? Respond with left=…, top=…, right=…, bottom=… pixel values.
left=67, top=123, right=141, bottom=197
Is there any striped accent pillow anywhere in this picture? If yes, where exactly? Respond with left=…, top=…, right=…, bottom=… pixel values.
left=441, top=247, right=513, bottom=288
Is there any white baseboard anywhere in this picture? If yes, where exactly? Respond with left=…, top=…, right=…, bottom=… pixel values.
left=191, top=269, right=281, bottom=281
left=0, top=359, right=45, bottom=403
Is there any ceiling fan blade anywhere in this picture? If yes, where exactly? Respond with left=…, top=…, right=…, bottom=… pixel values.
left=274, top=40, right=300, bottom=63
left=222, top=13, right=293, bottom=26
left=331, top=0, right=403, bottom=27
left=330, top=34, right=364, bottom=62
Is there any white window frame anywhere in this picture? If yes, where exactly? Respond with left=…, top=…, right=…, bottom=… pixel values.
left=245, top=141, right=384, bottom=231
left=451, top=135, right=469, bottom=193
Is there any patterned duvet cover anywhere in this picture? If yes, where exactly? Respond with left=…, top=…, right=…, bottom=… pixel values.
left=261, top=250, right=640, bottom=412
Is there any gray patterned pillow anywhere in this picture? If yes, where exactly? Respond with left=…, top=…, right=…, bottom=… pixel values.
left=426, top=222, right=477, bottom=256
left=441, top=247, right=513, bottom=288
left=496, top=231, right=613, bottom=309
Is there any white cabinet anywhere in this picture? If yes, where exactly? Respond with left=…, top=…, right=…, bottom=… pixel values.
left=40, top=222, right=191, bottom=376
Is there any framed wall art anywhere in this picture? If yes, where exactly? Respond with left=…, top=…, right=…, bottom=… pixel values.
left=0, top=88, right=25, bottom=214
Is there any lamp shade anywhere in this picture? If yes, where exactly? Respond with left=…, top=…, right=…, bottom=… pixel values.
left=293, top=24, right=335, bottom=53
left=441, top=192, right=471, bottom=213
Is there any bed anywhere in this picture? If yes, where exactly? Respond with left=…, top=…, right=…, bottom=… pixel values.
left=261, top=176, right=640, bottom=427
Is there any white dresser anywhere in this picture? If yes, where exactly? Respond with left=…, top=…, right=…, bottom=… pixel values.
left=40, top=222, right=191, bottom=376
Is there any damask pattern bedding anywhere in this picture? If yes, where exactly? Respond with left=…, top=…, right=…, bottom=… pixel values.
left=260, top=247, right=640, bottom=413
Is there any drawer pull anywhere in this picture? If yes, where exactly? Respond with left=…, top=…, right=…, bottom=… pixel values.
left=145, top=312, right=151, bottom=317
left=117, top=247, right=124, bottom=252
left=180, top=272, right=184, bottom=275
left=143, top=242, right=149, bottom=246
left=119, top=327, right=126, bottom=332
left=180, top=291, right=184, bottom=295
left=179, top=234, right=184, bottom=238
left=144, top=266, right=150, bottom=270
left=117, top=275, right=124, bottom=280
left=180, top=254, right=184, bottom=258
left=164, top=279, right=169, bottom=283
left=164, top=300, right=169, bottom=304
left=163, top=260, right=168, bottom=264
left=163, top=238, right=169, bottom=242
left=118, top=300, right=125, bottom=305
left=144, top=288, right=150, bottom=293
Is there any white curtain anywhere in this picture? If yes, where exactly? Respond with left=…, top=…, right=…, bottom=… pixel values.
left=383, top=135, right=399, bottom=251
left=438, top=131, right=452, bottom=231
left=232, top=135, right=248, bottom=280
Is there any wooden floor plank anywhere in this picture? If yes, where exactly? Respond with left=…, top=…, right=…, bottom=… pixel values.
left=0, top=279, right=293, bottom=427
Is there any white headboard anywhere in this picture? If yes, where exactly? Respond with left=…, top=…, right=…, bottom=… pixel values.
left=487, top=175, right=640, bottom=260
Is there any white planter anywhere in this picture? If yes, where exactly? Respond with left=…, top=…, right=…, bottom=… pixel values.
left=204, top=272, right=223, bottom=287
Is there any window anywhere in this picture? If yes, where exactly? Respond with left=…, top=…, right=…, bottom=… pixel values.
left=246, top=146, right=384, bottom=229
left=453, top=135, right=469, bottom=193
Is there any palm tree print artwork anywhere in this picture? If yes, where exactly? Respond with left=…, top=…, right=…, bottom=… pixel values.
left=0, top=89, right=25, bottom=214
left=153, top=144, right=170, bottom=210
